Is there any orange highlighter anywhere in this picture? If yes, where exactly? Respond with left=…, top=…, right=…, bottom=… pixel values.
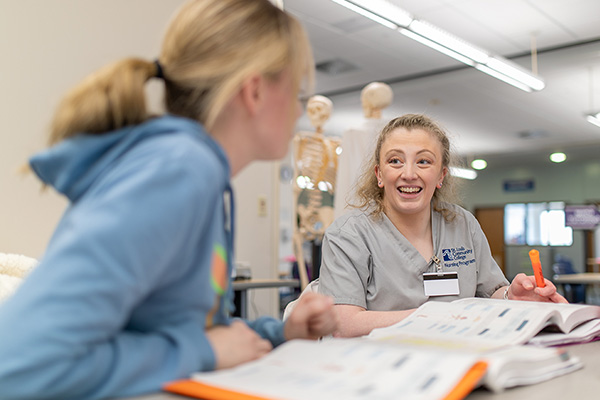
left=528, top=249, right=546, bottom=287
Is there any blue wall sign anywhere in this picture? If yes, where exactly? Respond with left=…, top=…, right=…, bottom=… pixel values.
left=503, top=179, right=535, bottom=192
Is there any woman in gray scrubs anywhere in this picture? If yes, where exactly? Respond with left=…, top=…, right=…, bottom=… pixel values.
left=318, top=114, right=566, bottom=338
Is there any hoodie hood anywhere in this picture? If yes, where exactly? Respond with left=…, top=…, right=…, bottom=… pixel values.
left=30, top=115, right=229, bottom=202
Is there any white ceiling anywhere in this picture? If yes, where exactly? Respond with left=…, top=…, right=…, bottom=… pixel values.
left=285, top=0, right=600, bottom=169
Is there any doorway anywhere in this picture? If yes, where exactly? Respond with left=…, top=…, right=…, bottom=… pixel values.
left=475, top=207, right=505, bottom=275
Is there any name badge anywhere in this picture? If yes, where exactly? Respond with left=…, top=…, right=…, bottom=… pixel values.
left=423, top=272, right=459, bottom=296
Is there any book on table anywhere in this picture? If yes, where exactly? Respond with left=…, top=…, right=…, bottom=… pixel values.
left=367, top=297, right=600, bottom=347
left=528, top=318, right=600, bottom=346
left=164, top=297, right=596, bottom=400
left=166, top=338, right=489, bottom=400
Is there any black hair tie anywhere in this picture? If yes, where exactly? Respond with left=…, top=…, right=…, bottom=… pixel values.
left=154, top=59, right=164, bottom=80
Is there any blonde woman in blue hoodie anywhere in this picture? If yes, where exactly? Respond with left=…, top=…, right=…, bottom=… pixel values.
left=0, top=1, right=337, bottom=399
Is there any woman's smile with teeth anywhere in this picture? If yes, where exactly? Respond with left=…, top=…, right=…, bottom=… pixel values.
left=398, top=186, right=422, bottom=193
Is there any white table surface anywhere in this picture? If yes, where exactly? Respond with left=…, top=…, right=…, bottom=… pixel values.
left=553, top=273, right=600, bottom=284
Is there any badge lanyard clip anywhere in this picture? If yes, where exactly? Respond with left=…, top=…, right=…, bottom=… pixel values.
left=432, top=255, right=442, bottom=274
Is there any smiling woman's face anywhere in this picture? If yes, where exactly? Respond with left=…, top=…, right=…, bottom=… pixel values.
left=375, top=127, right=447, bottom=220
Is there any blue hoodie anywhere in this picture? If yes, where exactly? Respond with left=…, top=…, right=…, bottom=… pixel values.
left=0, top=115, right=285, bottom=400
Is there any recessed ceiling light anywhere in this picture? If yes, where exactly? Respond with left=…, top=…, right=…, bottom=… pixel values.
left=471, top=159, right=487, bottom=170
left=550, top=152, right=566, bottom=163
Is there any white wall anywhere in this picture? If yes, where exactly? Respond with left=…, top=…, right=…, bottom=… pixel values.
left=1, top=0, right=183, bottom=256
left=0, top=0, right=280, bottom=317
left=233, top=162, right=281, bottom=319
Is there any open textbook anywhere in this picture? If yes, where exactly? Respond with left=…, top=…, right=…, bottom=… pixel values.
left=164, top=298, right=593, bottom=400
left=368, top=297, right=600, bottom=348
left=164, top=338, right=581, bottom=400
left=166, top=338, right=487, bottom=400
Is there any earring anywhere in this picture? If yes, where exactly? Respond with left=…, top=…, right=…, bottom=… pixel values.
left=437, top=182, right=443, bottom=188
left=378, top=181, right=382, bottom=185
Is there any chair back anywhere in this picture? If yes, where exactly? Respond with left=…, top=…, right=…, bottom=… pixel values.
left=0, top=253, right=38, bottom=304
left=282, top=279, right=319, bottom=320
left=552, top=255, right=585, bottom=303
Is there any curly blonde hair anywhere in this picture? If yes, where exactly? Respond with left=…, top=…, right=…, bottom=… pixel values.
left=350, top=114, right=461, bottom=221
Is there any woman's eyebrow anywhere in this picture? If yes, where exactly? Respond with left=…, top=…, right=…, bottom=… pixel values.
left=384, top=148, right=437, bottom=157
left=416, top=149, right=437, bottom=156
left=383, top=148, right=404, bottom=157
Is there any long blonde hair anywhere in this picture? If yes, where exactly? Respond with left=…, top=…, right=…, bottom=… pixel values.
left=351, top=114, right=461, bottom=221
left=47, top=0, right=313, bottom=146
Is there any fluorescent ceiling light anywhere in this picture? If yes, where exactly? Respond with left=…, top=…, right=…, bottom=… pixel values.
left=485, top=58, right=545, bottom=91
left=331, top=0, right=413, bottom=28
left=409, top=20, right=489, bottom=64
left=450, top=167, right=478, bottom=180
left=400, top=29, right=475, bottom=67
left=330, top=0, right=398, bottom=29
left=330, top=0, right=545, bottom=92
left=475, top=64, right=533, bottom=92
left=586, top=113, right=600, bottom=128
left=352, top=0, right=413, bottom=27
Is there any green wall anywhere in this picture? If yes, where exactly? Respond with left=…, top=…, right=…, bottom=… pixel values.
left=461, top=159, right=600, bottom=210
left=460, top=158, right=600, bottom=279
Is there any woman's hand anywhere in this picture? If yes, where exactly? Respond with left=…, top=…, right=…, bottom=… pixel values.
left=506, top=273, right=568, bottom=303
left=284, top=292, right=338, bottom=340
left=206, top=320, right=272, bottom=370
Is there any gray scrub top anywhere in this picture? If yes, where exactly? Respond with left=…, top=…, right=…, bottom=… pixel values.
left=318, top=202, right=509, bottom=311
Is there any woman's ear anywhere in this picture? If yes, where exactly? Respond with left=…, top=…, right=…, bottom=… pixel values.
left=374, top=165, right=383, bottom=187
left=438, top=166, right=449, bottom=188
left=238, top=73, right=264, bottom=116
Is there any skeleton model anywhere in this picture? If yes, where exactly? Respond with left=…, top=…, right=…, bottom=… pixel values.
left=334, top=82, right=394, bottom=219
left=361, top=81, right=393, bottom=119
left=292, top=95, right=340, bottom=289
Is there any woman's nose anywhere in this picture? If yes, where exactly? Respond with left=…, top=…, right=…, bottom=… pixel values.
left=401, top=163, right=418, bottom=179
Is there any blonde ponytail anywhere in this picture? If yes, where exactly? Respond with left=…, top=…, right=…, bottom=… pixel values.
left=48, top=58, right=158, bottom=145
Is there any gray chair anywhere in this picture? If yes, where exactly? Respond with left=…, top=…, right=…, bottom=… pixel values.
left=552, top=254, right=585, bottom=303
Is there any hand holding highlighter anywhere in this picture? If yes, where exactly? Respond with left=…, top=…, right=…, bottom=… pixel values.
left=528, top=249, right=546, bottom=288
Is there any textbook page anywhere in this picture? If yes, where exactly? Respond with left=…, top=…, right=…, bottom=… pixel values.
left=480, top=345, right=582, bottom=392
left=362, top=336, right=583, bottom=392
left=368, top=298, right=600, bottom=348
left=178, top=338, right=486, bottom=400
left=454, top=298, right=600, bottom=332
left=452, top=298, right=600, bottom=343
left=528, top=319, right=600, bottom=346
